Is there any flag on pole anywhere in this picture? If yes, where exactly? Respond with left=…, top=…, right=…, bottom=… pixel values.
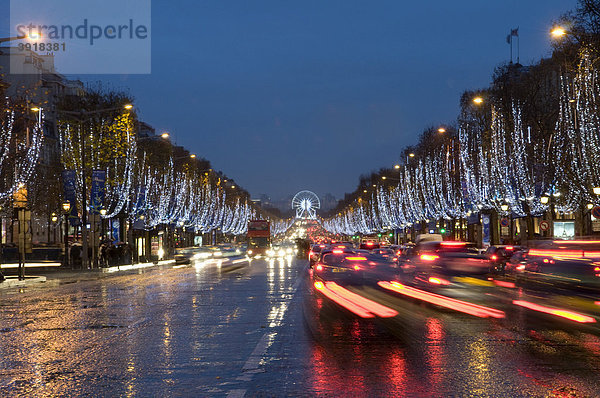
left=507, top=28, right=519, bottom=44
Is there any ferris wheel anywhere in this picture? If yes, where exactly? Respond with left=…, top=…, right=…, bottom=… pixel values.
left=292, top=190, right=320, bottom=219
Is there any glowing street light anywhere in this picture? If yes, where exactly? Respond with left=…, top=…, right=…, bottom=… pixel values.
left=382, top=176, right=387, bottom=180
left=394, top=164, right=400, bottom=169
left=408, top=153, right=415, bottom=158
left=473, top=96, right=484, bottom=105
left=540, top=196, right=550, bottom=205
left=124, top=104, right=134, bottom=110
left=190, top=154, right=196, bottom=159
left=160, top=132, right=170, bottom=139
left=31, top=107, right=41, bottom=112
left=593, top=187, right=600, bottom=195
left=551, top=26, right=567, bottom=38
left=438, top=127, right=446, bottom=133
left=500, top=204, right=509, bottom=212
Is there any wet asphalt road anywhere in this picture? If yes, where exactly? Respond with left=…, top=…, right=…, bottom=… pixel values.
left=1, top=257, right=600, bottom=397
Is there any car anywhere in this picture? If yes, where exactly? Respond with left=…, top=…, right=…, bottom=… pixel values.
left=312, top=251, right=390, bottom=285
left=309, top=244, right=328, bottom=266
left=484, top=245, right=522, bottom=273
left=370, top=248, right=398, bottom=264
left=359, top=240, right=380, bottom=250
left=399, top=241, right=489, bottom=276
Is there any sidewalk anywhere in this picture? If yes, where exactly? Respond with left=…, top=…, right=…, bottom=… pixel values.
left=0, top=259, right=176, bottom=289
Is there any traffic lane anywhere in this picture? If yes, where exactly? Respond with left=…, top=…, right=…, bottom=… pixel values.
left=299, top=269, right=600, bottom=397
left=0, top=255, right=302, bottom=397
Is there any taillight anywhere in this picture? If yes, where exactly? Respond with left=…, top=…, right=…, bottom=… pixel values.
left=316, top=264, right=323, bottom=271
left=333, top=249, right=343, bottom=254
left=516, top=264, right=525, bottom=270
left=491, top=255, right=498, bottom=261
left=428, top=276, right=450, bottom=285
left=505, top=246, right=514, bottom=250
left=420, top=254, right=439, bottom=262
left=346, top=256, right=367, bottom=261
left=309, top=251, right=314, bottom=257
left=353, top=265, right=360, bottom=271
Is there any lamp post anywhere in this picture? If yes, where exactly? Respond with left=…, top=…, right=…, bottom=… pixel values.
left=540, top=195, right=551, bottom=237
left=62, top=201, right=71, bottom=268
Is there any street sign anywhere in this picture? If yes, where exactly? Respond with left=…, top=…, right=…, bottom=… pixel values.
left=592, top=206, right=600, bottom=220
left=540, top=220, right=550, bottom=231
left=500, top=218, right=509, bottom=227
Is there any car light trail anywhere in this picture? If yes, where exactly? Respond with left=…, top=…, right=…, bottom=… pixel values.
left=377, top=281, right=505, bottom=319
left=313, top=281, right=398, bottom=318
left=420, top=254, right=439, bottom=262
left=513, top=300, right=596, bottom=323
left=492, top=280, right=516, bottom=288
left=428, top=277, right=450, bottom=285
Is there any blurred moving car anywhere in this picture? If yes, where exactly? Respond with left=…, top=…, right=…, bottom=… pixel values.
left=484, top=245, right=522, bottom=273
left=312, top=251, right=389, bottom=285
left=359, top=240, right=380, bottom=250
left=399, top=241, right=489, bottom=276
left=309, top=244, right=328, bottom=266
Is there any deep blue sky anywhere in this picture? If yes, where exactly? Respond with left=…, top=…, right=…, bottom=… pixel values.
left=1, top=0, right=578, bottom=201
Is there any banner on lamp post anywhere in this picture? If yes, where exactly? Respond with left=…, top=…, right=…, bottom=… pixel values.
left=90, top=170, right=106, bottom=214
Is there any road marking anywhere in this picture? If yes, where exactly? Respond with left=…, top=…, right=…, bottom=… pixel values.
left=227, top=270, right=304, bottom=397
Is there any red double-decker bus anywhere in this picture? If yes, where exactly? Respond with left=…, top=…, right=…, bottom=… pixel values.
left=247, top=220, right=270, bottom=256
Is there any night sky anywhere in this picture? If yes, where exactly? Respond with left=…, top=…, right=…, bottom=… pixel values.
left=1, top=0, right=578, bottom=202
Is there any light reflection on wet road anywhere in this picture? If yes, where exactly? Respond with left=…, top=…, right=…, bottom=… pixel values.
left=1, top=257, right=600, bottom=397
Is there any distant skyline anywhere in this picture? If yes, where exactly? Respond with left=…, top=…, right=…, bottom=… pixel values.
left=0, top=0, right=578, bottom=199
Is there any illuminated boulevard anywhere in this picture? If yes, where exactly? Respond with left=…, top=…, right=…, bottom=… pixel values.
left=1, top=253, right=599, bottom=397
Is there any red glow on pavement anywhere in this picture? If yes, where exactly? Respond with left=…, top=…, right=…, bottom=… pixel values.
left=428, top=277, right=450, bottom=285
left=377, top=281, right=505, bottom=318
left=595, top=301, right=600, bottom=306
left=420, top=254, right=440, bottom=262
left=493, top=280, right=516, bottom=288
left=513, top=300, right=596, bottom=323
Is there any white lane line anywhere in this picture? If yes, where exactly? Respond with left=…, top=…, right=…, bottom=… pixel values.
left=227, top=271, right=304, bottom=397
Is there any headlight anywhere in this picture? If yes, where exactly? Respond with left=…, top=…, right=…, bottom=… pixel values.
left=248, top=250, right=253, bottom=255
left=286, top=248, right=292, bottom=254
left=278, top=249, right=286, bottom=256
left=267, top=250, right=275, bottom=257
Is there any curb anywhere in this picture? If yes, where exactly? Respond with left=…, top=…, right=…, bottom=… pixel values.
left=0, top=275, right=47, bottom=289
left=101, top=259, right=176, bottom=274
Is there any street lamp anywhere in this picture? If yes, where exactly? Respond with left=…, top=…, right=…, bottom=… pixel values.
left=161, top=132, right=170, bottom=139
left=551, top=26, right=567, bottom=38
left=62, top=201, right=71, bottom=268
left=394, top=164, right=400, bottom=169
left=473, top=96, right=484, bottom=105
left=540, top=196, right=550, bottom=205
left=500, top=204, right=509, bottom=212
left=438, top=127, right=446, bottom=133
left=593, top=187, right=600, bottom=195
